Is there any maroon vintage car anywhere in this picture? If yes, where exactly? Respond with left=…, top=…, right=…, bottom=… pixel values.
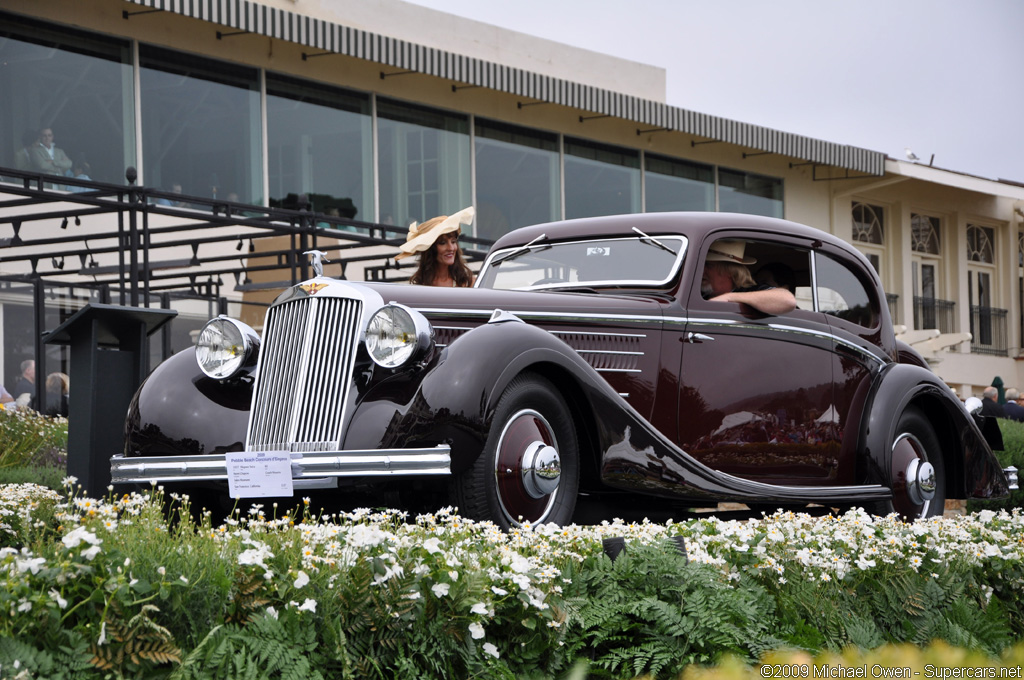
left=111, top=212, right=1015, bottom=528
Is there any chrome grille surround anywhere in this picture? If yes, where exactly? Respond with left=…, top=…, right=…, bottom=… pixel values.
left=246, top=283, right=376, bottom=453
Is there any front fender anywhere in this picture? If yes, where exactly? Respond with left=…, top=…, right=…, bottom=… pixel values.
left=860, top=362, right=1009, bottom=499
left=124, top=347, right=251, bottom=457
left=343, top=320, right=610, bottom=473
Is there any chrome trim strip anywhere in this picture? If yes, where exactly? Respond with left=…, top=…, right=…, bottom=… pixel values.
left=575, top=349, right=644, bottom=356
left=110, top=446, right=452, bottom=485
left=595, top=368, right=642, bottom=373
left=417, top=307, right=666, bottom=325
left=550, top=330, right=648, bottom=338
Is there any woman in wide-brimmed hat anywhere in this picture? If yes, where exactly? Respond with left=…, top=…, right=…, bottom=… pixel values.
left=396, top=206, right=476, bottom=287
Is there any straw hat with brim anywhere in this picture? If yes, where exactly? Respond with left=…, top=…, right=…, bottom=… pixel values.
left=705, top=240, right=756, bottom=266
left=395, top=206, right=475, bottom=261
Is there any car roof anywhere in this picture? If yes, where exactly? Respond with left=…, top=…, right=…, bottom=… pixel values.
left=489, top=212, right=840, bottom=253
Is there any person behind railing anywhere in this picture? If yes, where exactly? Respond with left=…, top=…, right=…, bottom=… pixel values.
left=396, top=206, right=476, bottom=287
left=28, top=127, right=73, bottom=178
left=67, top=155, right=93, bottom=193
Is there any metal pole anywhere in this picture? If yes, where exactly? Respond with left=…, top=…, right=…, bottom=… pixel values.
left=33, top=277, right=46, bottom=412
left=126, top=167, right=140, bottom=307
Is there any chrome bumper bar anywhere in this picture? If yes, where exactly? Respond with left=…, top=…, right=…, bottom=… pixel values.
left=1005, top=465, right=1019, bottom=491
left=111, top=445, right=451, bottom=485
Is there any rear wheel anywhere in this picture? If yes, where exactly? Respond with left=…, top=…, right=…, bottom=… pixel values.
left=868, top=406, right=945, bottom=520
left=452, top=373, right=579, bottom=530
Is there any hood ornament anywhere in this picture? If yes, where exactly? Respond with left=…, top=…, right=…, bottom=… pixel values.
left=304, top=250, right=330, bottom=278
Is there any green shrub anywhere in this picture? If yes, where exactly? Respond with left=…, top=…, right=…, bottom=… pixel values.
left=0, top=409, right=67, bottom=470
left=968, top=418, right=1024, bottom=512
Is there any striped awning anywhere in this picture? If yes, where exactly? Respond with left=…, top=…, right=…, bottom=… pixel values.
left=125, top=0, right=884, bottom=175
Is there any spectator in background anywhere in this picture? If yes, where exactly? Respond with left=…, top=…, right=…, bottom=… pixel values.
left=28, top=127, right=73, bottom=177
left=67, top=156, right=93, bottom=193
left=1002, top=388, right=1024, bottom=422
left=45, top=372, right=69, bottom=418
left=13, top=129, right=37, bottom=171
left=13, top=359, right=35, bottom=400
left=980, top=385, right=1006, bottom=419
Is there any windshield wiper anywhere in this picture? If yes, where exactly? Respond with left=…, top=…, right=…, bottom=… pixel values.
left=632, top=227, right=677, bottom=256
left=491, top=233, right=549, bottom=265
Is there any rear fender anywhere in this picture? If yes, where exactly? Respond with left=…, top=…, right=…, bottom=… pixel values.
left=860, top=362, right=1009, bottom=499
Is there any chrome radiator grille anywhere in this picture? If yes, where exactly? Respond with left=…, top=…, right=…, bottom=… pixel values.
left=246, top=296, right=363, bottom=453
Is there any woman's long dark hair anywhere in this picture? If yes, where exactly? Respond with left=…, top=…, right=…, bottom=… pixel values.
left=409, top=236, right=474, bottom=287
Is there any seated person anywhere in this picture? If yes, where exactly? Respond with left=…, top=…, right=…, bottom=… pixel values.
left=701, top=240, right=796, bottom=315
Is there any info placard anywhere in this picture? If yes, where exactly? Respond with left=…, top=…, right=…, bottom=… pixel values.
left=225, top=451, right=294, bottom=498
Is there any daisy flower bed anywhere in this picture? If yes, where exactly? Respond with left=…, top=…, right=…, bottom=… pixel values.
left=1, top=480, right=1023, bottom=680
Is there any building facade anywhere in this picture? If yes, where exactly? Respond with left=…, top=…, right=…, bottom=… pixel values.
left=1, top=0, right=1023, bottom=400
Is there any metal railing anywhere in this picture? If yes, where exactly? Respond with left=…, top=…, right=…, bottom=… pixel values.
left=912, top=296, right=956, bottom=333
left=970, top=305, right=1008, bottom=356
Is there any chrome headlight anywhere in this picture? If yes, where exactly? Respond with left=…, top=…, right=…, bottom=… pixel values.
left=195, top=316, right=260, bottom=380
left=365, top=303, right=433, bottom=368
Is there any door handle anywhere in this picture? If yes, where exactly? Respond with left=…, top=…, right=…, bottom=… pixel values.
left=686, top=332, right=715, bottom=343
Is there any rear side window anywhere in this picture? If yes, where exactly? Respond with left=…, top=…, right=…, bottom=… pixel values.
left=814, top=253, right=879, bottom=328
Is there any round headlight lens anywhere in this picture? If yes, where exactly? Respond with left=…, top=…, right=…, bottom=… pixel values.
left=365, top=304, right=431, bottom=368
left=196, top=316, right=259, bottom=379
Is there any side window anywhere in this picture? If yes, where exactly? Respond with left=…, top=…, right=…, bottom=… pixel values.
left=815, top=253, right=879, bottom=328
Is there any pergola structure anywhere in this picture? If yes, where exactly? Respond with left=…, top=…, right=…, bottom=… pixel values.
left=0, top=166, right=492, bottom=404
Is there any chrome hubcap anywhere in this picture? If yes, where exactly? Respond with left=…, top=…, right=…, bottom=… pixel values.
left=906, top=458, right=936, bottom=506
left=521, top=441, right=561, bottom=498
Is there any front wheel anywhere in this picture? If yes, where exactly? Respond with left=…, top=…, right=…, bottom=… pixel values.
left=452, top=373, right=579, bottom=530
left=867, top=406, right=946, bottom=521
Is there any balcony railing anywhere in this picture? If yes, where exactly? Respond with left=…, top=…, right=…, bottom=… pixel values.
left=913, top=296, right=956, bottom=333
left=970, top=306, right=1008, bottom=356
left=886, top=293, right=899, bottom=326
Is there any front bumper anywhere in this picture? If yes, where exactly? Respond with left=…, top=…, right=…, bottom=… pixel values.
left=110, top=445, right=451, bottom=485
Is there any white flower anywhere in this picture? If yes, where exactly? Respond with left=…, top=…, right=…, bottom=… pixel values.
left=179, top=575, right=189, bottom=583
left=470, top=602, right=489, bottom=616
left=157, top=566, right=166, bottom=576
left=49, top=589, right=67, bottom=609
left=17, top=601, right=31, bottom=613
left=482, top=642, right=500, bottom=659
left=293, top=570, right=310, bottom=588
left=62, top=526, right=101, bottom=549
left=431, top=582, right=450, bottom=597
left=469, top=622, right=485, bottom=639
left=266, top=606, right=279, bottom=619
left=423, top=537, right=443, bottom=554
left=82, top=545, right=102, bottom=561
left=491, top=586, right=508, bottom=596
left=97, top=621, right=107, bottom=646
left=297, top=598, right=317, bottom=613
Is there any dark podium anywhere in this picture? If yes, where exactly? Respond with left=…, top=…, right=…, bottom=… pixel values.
left=44, top=304, right=176, bottom=498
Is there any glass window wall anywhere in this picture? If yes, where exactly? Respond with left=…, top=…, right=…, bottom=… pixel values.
left=266, top=74, right=372, bottom=220
left=564, top=138, right=640, bottom=219
left=644, top=154, right=714, bottom=212
left=0, top=13, right=134, bottom=185
left=377, top=98, right=470, bottom=228
left=474, top=120, right=559, bottom=240
left=139, top=46, right=262, bottom=204
left=718, top=168, right=783, bottom=217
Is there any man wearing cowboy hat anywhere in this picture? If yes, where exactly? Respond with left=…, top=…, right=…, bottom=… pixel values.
left=701, top=240, right=796, bottom=315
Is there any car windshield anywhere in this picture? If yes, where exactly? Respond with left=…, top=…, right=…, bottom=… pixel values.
left=477, top=235, right=688, bottom=291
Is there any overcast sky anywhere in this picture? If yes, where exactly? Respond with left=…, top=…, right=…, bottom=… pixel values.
left=404, top=0, right=1023, bottom=183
